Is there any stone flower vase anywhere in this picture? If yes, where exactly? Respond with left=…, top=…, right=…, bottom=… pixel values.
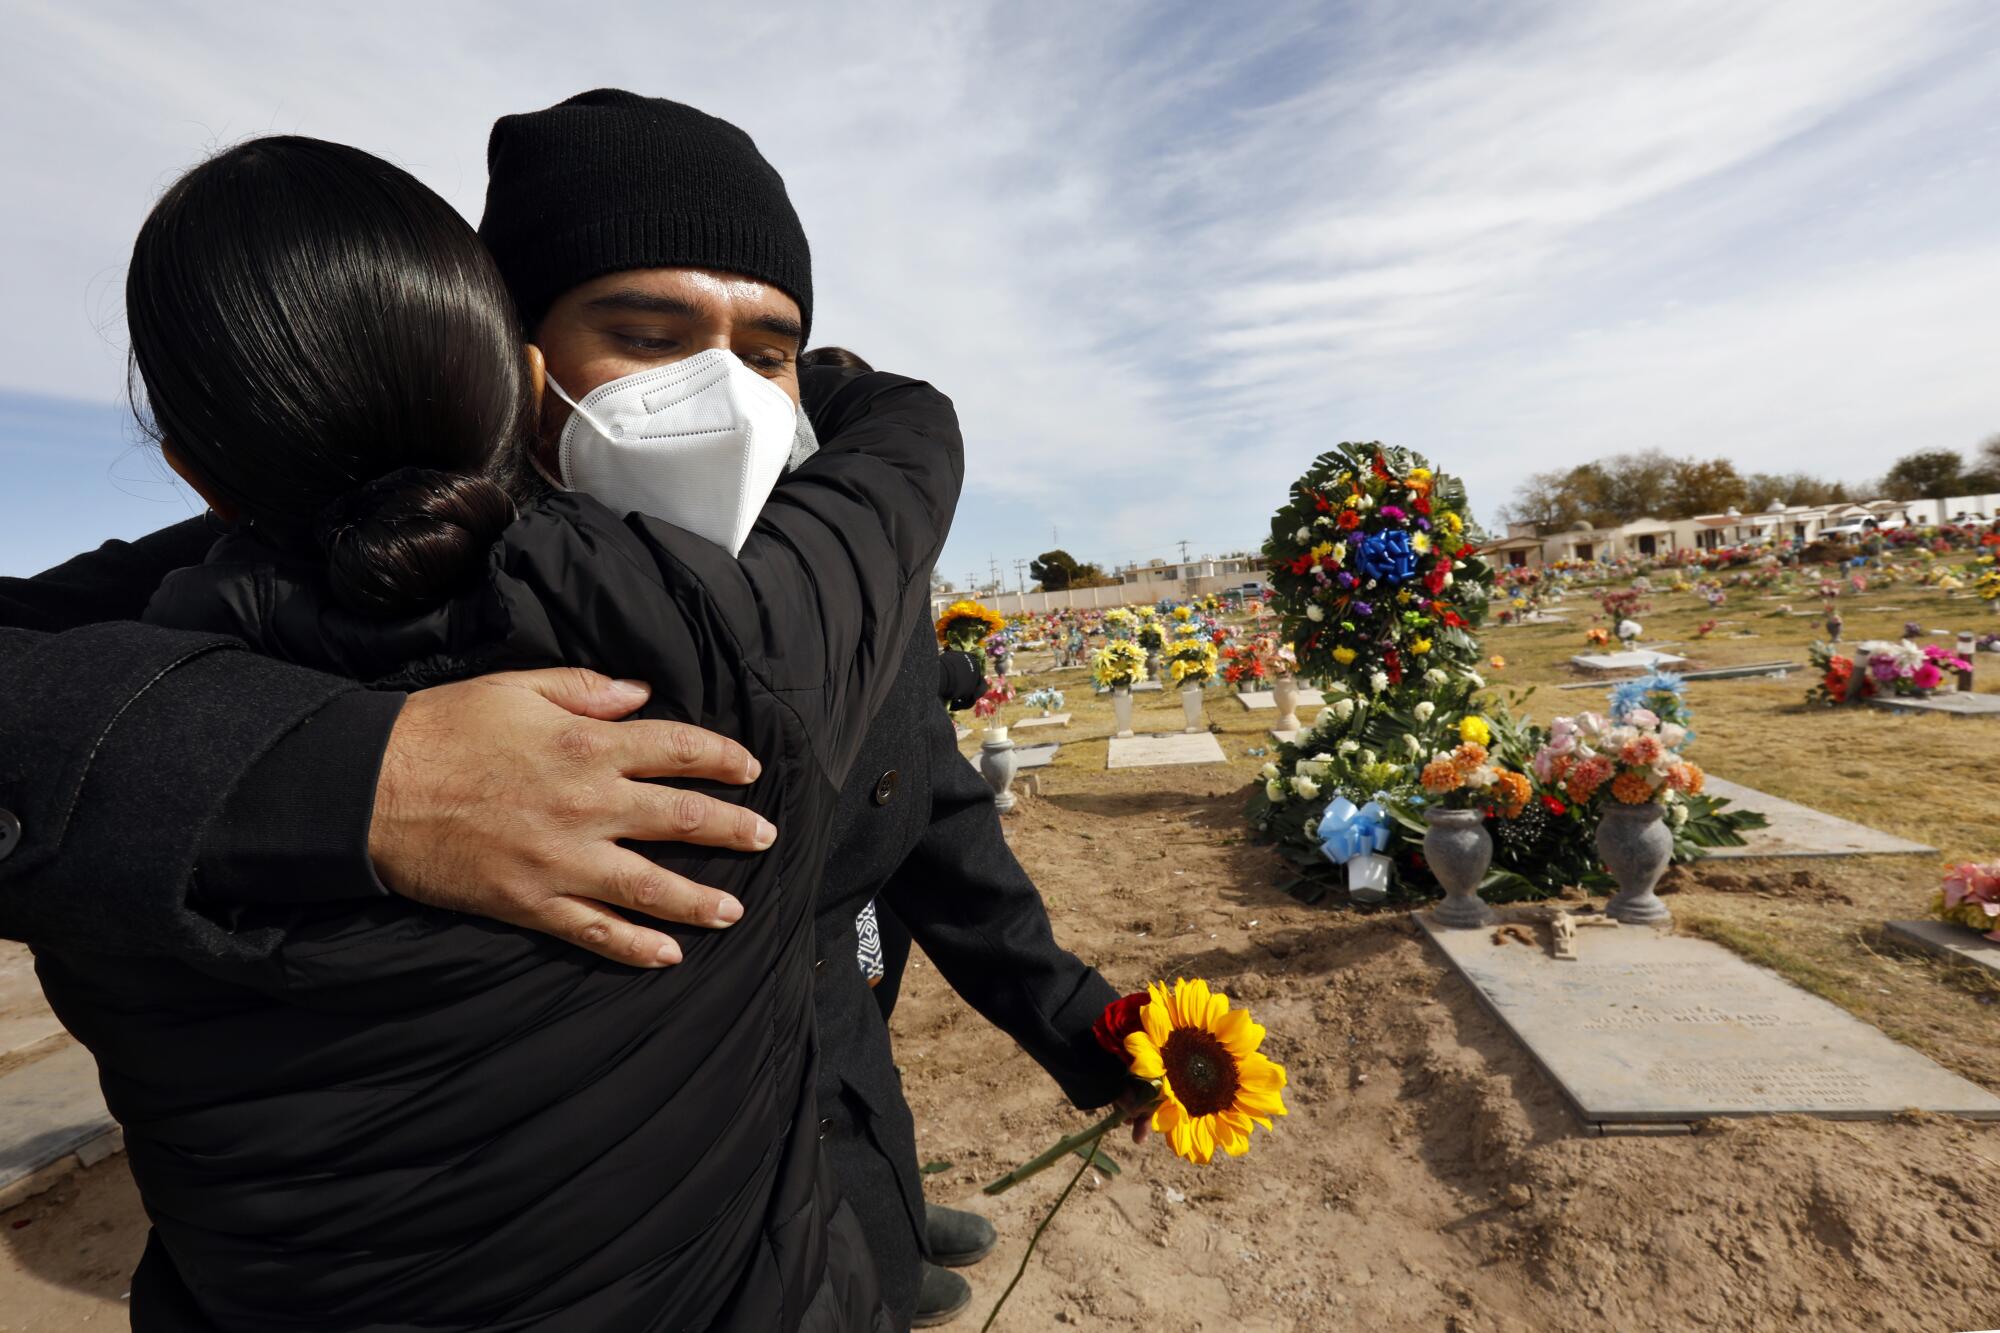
left=1145, top=649, right=1162, bottom=683
left=1111, top=686, right=1135, bottom=739
left=979, top=728, right=1019, bottom=814
left=1424, top=807, right=1497, bottom=928
left=1272, top=674, right=1301, bottom=733
left=1180, top=683, right=1205, bottom=733
left=1597, top=800, right=1673, bottom=924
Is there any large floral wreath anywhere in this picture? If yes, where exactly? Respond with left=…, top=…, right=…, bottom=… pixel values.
left=1262, top=443, right=1492, bottom=689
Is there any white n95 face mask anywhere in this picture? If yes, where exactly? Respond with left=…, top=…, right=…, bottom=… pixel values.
left=547, top=347, right=803, bottom=556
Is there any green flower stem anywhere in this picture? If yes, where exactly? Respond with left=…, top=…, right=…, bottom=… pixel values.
left=981, top=1103, right=1133, bottom=1196
left=980, top=1126, right=1105, bottom=1333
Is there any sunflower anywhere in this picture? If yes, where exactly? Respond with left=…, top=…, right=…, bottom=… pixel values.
left=1124, top=979, right=1287, bottom=1163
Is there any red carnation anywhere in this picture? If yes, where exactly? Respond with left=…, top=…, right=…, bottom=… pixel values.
left=1541, top=794, right=1568, bottom=816
left=1337, top=510, right=1361, bottom=531
left=1093, top=992, right=1149, bottom=1058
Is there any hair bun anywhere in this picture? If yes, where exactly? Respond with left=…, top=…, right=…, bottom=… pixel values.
left=317, top=467, right=515, bottom=617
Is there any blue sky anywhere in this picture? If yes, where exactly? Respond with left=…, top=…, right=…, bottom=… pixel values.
left=5, top=0, right=1999, bottom=583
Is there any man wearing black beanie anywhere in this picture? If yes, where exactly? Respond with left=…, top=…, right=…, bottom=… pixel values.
left=477, top=90, right=1141, bottom=1330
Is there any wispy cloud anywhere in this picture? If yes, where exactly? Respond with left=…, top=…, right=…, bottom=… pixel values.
left=4, top=0, right=1997, bottom=579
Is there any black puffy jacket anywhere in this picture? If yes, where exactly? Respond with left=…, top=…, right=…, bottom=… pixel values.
left=32, top=368, right=961, bottom=1332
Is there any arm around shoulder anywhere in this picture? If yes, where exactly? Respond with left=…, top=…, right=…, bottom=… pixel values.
left=0, top=623, right=375, bottom=957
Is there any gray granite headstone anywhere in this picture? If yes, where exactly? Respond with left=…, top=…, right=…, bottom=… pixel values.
left=1105, top=732, right=1227, bottom=770
left=1013, top=713, right=1071, bottom=730
left=1866, top=692, right=2000, bottom=718
left=1418, top=916, right=2000, bottom=1127
left=1700, top=777, right=1934, bottom=859
left=1233, top=688, right=1326, bottom=710
left=1884, top=919, right=2000, bottom=979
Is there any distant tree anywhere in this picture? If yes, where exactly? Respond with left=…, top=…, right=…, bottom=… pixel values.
left=1030, top=549, right=1088, bottom=591
left=1664, top=457, right=1745, bottom=518
left=1964, top=435, right=2000, bottom=493
left=1882, top=449, right=1965, bottom=500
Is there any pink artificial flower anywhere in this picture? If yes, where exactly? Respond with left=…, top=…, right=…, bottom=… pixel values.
left=1911, top=663, right=1942, bottom=691
left=1625, top=707, right=1660, bottom=730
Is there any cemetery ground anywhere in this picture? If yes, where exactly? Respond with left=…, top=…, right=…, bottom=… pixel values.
left=1, top=582, right=1996, bottom=1329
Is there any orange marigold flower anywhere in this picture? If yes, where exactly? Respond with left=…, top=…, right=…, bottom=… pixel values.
left=1610, top=771, right=1656, bottom=804
left=1450, top=741, right=1488, bottom=777
left=1668, top=761, right=1705, bottom=795
left=1492, top=770, right=1531, bottom=817
left=1420, top=758, right=1463, bottom=793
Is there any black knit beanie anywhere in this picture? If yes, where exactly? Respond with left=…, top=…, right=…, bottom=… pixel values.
left=479, top=89, right=812, bottom=341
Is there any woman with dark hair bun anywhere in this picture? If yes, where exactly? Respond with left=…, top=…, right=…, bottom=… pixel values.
left=34, top=135, right=961, bottom=1332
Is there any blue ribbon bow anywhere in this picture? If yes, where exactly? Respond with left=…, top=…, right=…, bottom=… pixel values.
left=1317, top=796, right=1391, bottom=865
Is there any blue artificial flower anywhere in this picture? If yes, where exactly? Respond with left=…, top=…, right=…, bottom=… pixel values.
left=1608, top=671, right=1693, bottom=736
left=1354, top=529, right=1418, bottom=585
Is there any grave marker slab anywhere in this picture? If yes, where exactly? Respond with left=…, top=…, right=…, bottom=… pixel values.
left=1233, top=688, right=1325, bottom=711
left=1132, top=681, right=1163, bottom=693
left=966, top=743, right=1060, bottom=773
left=1106, top=732, right=1227, bottom=770
left=1884, top=920, right=2000, bottom=979
left=1571, top=650, right=1689, bottom=672
left=1866, top=692, right=2000, bottom=718
left=0, top=1043, right=118, bottom=1198
left=1701, top=777, right=1934, bottom=859
left=1418, top=916, right=2000, bottom=1126
left=0, top=946, right=64, bottom=1063
left=1013, top=713, right=1071, bottom=730
left=1270, top=729, right=1299, bottom=745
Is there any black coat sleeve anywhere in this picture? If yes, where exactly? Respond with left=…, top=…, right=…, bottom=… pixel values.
left=0, top=624, right=361, bottom=957
left=622, top=371, right=963, bottom=781
left=880, top=703, right=1129, bottom=1110
left=0, top=522, right=401, bottom=954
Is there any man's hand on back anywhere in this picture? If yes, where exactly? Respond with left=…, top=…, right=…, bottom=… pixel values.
left=369, top=668, right=774, bottom=967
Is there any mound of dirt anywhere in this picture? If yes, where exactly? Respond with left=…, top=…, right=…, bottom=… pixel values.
left=893, top=772, right=2000, bottom=1332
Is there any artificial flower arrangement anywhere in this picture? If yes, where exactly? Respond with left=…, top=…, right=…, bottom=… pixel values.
left=1134, top=613, right=1168, bottom=653
left=1091, top=640, right=1149, bottom=691
left=936, top=599, right=1006, bottom=665
left=1806, top=641, right=1870, bottom=707
left=1858, top=639, right=1970, bottom=697
left=1102, top=606, right=1137, bottom=638
left=1933, top=862, right=2000, bottom=941
left=1260, top=443, right=1491, bottom=688
left=1163, top=635, right=1220, bottom=688
left=1021, top=686, right=1065, bottom=715
left=1586, top=627, right=1612, bottom=648
left=979, top=978, right=1286, bottom=1326
left=1531, top=708, right=1704, bottom=812
left=970, top=675, right=1016, bottom=722
left=1246, top=670, right=1761, bottom=906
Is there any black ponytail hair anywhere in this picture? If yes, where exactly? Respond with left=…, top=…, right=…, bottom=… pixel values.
left=126, top=135, right=532, bottom=617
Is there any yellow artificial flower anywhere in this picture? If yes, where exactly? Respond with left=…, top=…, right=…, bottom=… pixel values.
left=1411, top=637, right=1432, bottom=654
left=1459, top=716, right=1492, bottom=746
left=1333, top=646, right=1357, bottom=665
left=1310, top=541, right=1334, bottom=560
left=1442, top=512, right=1463, bottom=534
left=1173, top=606, right=1193, bottom=622
left=1411, top=532, right=1431, bottom=554
left=1124, top=979, right=1287, bottom=1164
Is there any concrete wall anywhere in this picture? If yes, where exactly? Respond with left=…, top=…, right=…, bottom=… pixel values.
left=931, top=572, right=1268, bottom=619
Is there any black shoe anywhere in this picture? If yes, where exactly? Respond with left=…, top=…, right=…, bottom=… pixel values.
left=925, top=1204, right=998, bottom=1267
left=911, top=1262, right=972, bottom=1328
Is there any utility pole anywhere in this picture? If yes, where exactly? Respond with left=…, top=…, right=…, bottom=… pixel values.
left=988, top=555, right=1001, bottom=594
left=1013, top=558, right=1028, bottom=595
left=1177, top=539, right=1192, bottom=563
